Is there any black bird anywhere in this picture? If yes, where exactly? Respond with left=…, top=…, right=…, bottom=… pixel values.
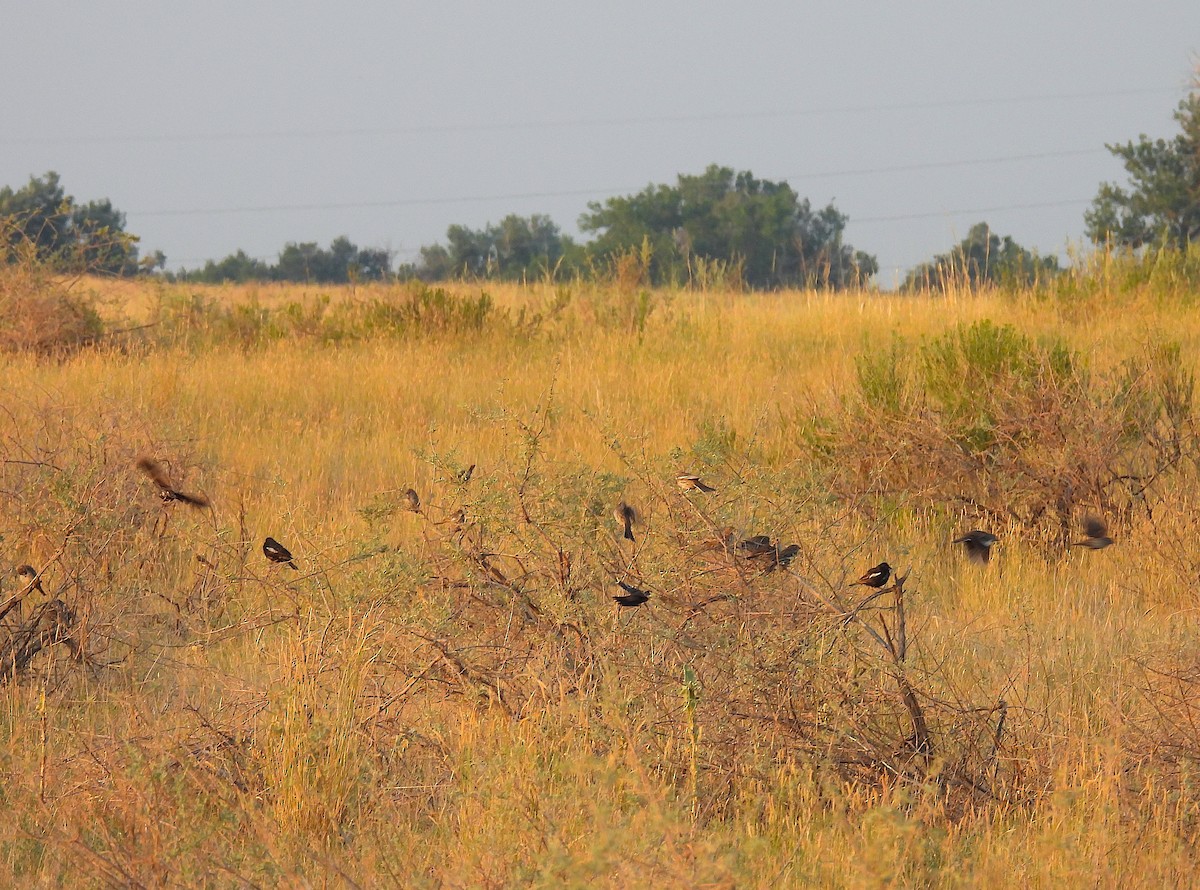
left=263, top=536, right=298, bottom=569
left=767, top=543, right=801, bottom=572
left=136, top=457, right=210, bottom=508
left=613, top=579, right=650, bottom=607
left=953, top=530, right=999, bottom=564
left=737, top=535, right=776, bottom=557
left=854, top=562, right=892, bottom=588
left=1072, top=515, right=1113, bottom=550
left=15, top=564, right=44, bottom=595
left=457, top=464, right=476, bottom=484
left=677, top=473, right=716, bottom=493
left=614, top=502, right=639, bottom=542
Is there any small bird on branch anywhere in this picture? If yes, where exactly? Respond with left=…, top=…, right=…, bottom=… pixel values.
left=263, top=536, right=298, bottom=570
left=613, top=579, right=650, bottom=607
left=677, top=473, right=716, bottom=493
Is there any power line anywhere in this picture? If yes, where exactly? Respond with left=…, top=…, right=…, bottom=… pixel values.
left=2, top=86, right=1179, bottom=147
left=790, top=148, right=1104, bottom=180
left=133, top=188, right=614, bottom=218
left=851, top=198, right=1092, bottom=225
left=130, top=147, right=1108, bottom=218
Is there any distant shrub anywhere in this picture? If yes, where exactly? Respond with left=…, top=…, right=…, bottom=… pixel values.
left=1051, top=241, right=1200, bottom=305
left=342, top=284, right=495, bottom=336
left=0, top=236, right=105, bottom=354
left=818, top=319, right=1192, bottom=545
left=151, top=282, right=502, bottom=349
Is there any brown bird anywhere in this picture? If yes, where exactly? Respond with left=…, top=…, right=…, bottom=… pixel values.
left=677, top=473, right=716, bottom=493
left=614, top=502, right=639, bottom=542
left=457, top=464, right=476, bottom=483
left=442, top=508, right=466, bottom=534
left=854, top=562, right=892, bottom=588
left=401, top=488, right=422, bottom=513
left=953, top=530, right=999, bottom=564
left=701, top=526, right=738, bottom=553
left=1072, top=515, right=1113, bottom=550
left=613, top=579, right=650, bottom=607
left=263, top=536, right=298, bottom=569
left=15, top=564, right=44, bottom=595
left=136, top=457, right=210, bottom=508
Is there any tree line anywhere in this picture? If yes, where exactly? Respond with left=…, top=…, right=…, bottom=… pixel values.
left=4, top=92, right=1197, bottom=290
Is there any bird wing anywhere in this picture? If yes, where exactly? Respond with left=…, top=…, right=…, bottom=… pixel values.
left=136, top=457, right=173, bottom=490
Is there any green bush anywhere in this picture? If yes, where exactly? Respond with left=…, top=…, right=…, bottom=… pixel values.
left=823, top=318, right=1191, bottom=545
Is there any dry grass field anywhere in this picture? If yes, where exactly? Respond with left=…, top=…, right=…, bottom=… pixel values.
left=4, top=253, right=1200, bottom=887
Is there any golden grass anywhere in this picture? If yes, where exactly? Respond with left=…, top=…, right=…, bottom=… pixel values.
left=2, top=274, right=1200, bottom=886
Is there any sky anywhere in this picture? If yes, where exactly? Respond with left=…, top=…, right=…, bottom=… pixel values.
left=3, top=2, right=1198, bottom=287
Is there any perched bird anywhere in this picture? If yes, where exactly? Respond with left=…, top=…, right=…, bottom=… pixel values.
left=136, top=457, right=210, bottom=508
left=401, top=488, right=422, bottom=513
left=1072, top=515, right=1113, bottom=550
left=953, top=530, right=999, bottom=564
left=263, top=536, right=298, bottom=570
left=442, top=508, right=466, bottom=534
left=15, top=564, right=44, bottom=595
left=613, top=579, right=650, bottom=607
left=457, top=464, right=476, bottom=484
left=737, top=535, right=776, bottom=557
left=854, top=562, right=892, bottom=588
left=767, top=543, right=801, bottom=572
left=677, top=473, right=716, bottom=493
left=614, top=502, right=639, bottom=542
left=704, top=526, right=738, bottom=553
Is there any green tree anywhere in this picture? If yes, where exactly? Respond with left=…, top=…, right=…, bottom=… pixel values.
left=0, top=171, right=143, bottom=273
left=1085, top=91, right=1200, bottom=248
left=185, top=250, right=273, bottom=283
left=0, top=171, right=69, bottom=255
left=184, top=237, right=392, bottom=283
left=903, top=222, right=1059, bottom=291
left=274, top=241, right=326, bottom=282
left=351, top=246, right=391, bottom=281
left=70, top=198, right=140, bottom=274
left=414, top=243, right=453, bottom=281
left=579, top=164, right=877, bottom=289
left=415, top=214, right=575, bottom=280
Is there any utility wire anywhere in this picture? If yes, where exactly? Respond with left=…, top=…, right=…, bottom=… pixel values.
left=851, top=197, right=1091, bottom=224
left=3, top=86, right=1179, bottom=147
left=129, top=147, right=1108, bottom=218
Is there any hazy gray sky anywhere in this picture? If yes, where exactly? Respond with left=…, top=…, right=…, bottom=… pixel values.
left=4, top=2, right=1197, bottom=285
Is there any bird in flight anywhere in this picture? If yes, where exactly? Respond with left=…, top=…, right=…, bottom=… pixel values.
left=952, top=530, right=999, bottom=564
left=614, top=502, right=639, bottom=542
left=263, top=536, right=298, bottom=569
left=136, top=457, right=210, bottom=508
left=854, top=562, right=892, bottom=588
left=677, top=473, right=716, bottom=493
left=1072, top=516, right=1113, bottom=550
left=613, top=579, right=650, bottom=607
